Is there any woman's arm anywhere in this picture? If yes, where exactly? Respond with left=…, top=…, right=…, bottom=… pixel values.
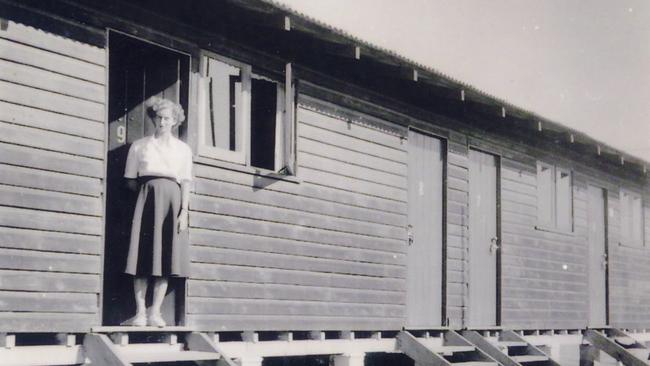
left=178, top=180, right=190, bottom=232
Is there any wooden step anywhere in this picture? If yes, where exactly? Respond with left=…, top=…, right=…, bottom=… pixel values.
left=91, top=326, right=194, bottom=333
left=628, top=348, right=650, bottom=360
left=613, top=336, right=637, bottom=347
left=437, top=345, right=476, bottom=355
left=449, top=362, right=497, bottom=366
left=115, top=343, right=220, bottom=363
left=511, top=355, right=549, bottom=363
left=495, top=341, right=527, bottom=348
left=124, top=350, right=221, bottom=363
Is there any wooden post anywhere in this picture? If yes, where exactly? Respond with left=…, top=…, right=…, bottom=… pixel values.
left=56, top=333, right=76, bottom=347
left=0, top=333, right=15, bottom=348
left=163, top=333, right=178, bottom=345
left=242, top=331, right=259, bottom=343
left=109, top=332, right=129, bottom=347
left=187, top=332, right=239, bottom=366
left=83, top=334, right=130, bottom=366
left=309, top=331, right=325, bottom=341
left=333, top=353, right=365, bottom=366
left=580, top=344, right=599, bottom=366
left=240, top=356, right=263, bottom=366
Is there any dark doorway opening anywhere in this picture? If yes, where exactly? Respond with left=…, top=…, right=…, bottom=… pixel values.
left=103, top=31, right=190, bottom=326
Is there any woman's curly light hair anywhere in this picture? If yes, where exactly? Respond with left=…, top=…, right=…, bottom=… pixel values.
left=146, top=97, right=185, bottom=125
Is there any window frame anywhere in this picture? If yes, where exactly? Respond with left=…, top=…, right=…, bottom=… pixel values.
left=620, top=188, right=645, bottom=247
left=196, top=50, right=295, bottom=174
left=536, top=161, right=574, bottom=233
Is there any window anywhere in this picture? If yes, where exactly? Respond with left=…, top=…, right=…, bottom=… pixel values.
left=198, top=52, right=295, bottom=173
left=536, top=162, right=573, bottom=231
left=620, top=189, right=644, bottom=247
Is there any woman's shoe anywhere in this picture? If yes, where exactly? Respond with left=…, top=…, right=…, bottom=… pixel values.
left=131, top=313, right=147, bottom=327
left=148, top=312, right=166, bottom=327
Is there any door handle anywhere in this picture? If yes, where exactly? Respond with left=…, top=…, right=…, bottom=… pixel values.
left=601, top=253, right=608, bottom=269
left=490, top=237, right=499, bottom=254
left=407, top=224, right=414, bottom=246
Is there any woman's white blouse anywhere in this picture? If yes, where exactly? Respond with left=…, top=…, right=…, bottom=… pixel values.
left=124, top=135, right=193, bottom=183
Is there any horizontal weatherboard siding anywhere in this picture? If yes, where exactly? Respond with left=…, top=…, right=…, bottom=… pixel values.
left=186, top=102, right=408, bottom=331
left=0, top=20, right=105, bottom=332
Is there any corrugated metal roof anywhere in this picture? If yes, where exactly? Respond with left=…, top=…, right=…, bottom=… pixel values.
left=255, top=0, right=647, bottom=172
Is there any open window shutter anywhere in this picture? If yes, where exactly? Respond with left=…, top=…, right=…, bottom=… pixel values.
left=282, top=62, right=296, bottom=175
left=195, top=73, right=210, bottom=156
left=537, top=163, right=554, bottom=227
left=186, top=71, right=201, bottom=150
left=555, top=169, right=572, bottom=231
left=632, top=194, right=644, bottom=245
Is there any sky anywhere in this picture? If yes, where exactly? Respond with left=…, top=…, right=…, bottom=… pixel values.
left=274, top=0, right=650, bottom=162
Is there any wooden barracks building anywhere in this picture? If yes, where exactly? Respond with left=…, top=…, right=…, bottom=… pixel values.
left=1, top=0, right=650, bottom=365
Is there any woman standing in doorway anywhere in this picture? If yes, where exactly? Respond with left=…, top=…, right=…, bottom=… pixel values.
left=124, top=97, right=193, bottom=327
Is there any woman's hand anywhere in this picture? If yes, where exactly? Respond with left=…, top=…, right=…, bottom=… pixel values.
left=126, top=179, right=138, bottom=192
left=178, top=208, right=189, bottom=233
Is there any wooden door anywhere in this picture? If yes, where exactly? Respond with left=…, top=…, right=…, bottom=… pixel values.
left=588, top=185, right=608, bottom=326
left=103, top=32, right=190, bottom=325
left=468, top=149, right=499, bottom=326
left=406, top=129, right=443, bottom=327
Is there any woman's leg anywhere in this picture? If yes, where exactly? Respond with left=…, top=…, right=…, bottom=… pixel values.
left=149, top=277, right=168, bottom=327
left=133, top=277, right=148, bottom=326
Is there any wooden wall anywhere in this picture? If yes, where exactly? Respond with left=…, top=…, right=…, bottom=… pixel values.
left=4, top=2, right=650, bottom=334
left=499, top=159, right=589, bottom=329
left=446, top=140, right=470, bottom=327
left=185, top=96, right=408, bottom=331
left=0, top=21, right=105, bottom=332
left=609, top=190, right=650, bottom=328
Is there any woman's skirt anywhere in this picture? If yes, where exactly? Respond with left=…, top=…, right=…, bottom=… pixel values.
left=124, top=176, right=189, bottom=277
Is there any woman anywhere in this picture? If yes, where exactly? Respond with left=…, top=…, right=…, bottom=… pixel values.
left=123, top=97, right=193, bottom=327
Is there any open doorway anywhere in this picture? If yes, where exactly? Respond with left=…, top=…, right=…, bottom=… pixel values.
left=103, top=31, right=190, bottom=326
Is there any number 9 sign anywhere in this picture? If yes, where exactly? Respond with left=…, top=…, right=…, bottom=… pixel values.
left=116, top=125, right=126, bottom=144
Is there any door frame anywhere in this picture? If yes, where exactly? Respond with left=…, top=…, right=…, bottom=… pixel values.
left=467, top=146, right=502, bottom=327
left=587, top=184, right=610, bottom=326
left=102, top=29, right=193, bottom=325
left=407, top=126, right=448, bottom=326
